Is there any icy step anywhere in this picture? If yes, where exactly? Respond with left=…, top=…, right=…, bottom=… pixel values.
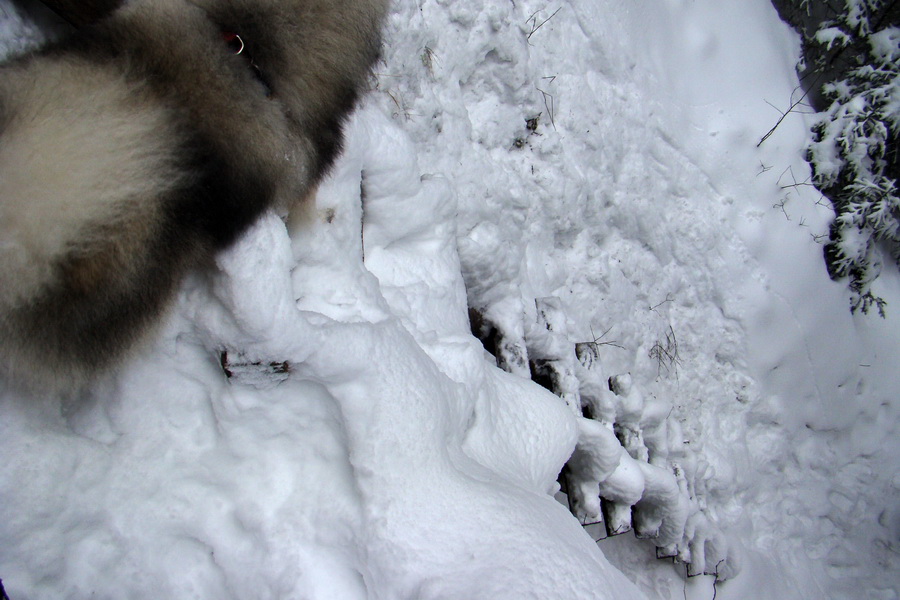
left=575, top=342, right=617, bottom=423
left=528, top=297, right=582, bottom=414
left=529, top=297, right=574, bottom=361
left=468, top=307, right=530, bottom=378
left=601, top=499, right=633, bottom=536
left=566, top=418, right=620, bottom=524
left=531, top=358, right=581, bottom=414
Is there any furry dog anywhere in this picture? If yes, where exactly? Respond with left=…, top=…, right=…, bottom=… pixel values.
left=0, top=0, right=388, bottom=391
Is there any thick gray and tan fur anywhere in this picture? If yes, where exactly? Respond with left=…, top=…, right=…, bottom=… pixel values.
left=0, top=0, right=389, bottom=392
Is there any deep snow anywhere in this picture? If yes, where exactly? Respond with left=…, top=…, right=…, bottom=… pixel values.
left=1, top=0, right=899, bottom=599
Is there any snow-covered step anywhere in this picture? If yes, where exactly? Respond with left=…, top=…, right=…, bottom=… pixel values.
left=470, top=295, right=736, bottom=581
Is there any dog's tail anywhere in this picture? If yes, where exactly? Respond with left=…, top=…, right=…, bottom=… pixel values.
left=0, top=0, right=390, bottom=393
left=0, top=53, right=201, bottom=391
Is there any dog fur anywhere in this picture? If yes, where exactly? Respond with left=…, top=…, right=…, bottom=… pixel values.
left=0, top=0, right=388, bottom=392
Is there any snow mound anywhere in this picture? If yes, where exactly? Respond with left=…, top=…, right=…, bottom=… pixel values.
left=0, top=96, right=646, bottom=598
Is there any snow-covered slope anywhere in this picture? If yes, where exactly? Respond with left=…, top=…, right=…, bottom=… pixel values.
left=0, top=68, right=644, bottom=600
left=377, top=1, right=900, bottom=597
left=1, top=0, right=898, bottom=599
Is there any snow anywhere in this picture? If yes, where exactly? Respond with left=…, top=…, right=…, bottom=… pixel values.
left=2, top=0, right=900, bottom=599
left=816, top=26, right=852, bottom=51
left=869, top=27, right=900, bottom=66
